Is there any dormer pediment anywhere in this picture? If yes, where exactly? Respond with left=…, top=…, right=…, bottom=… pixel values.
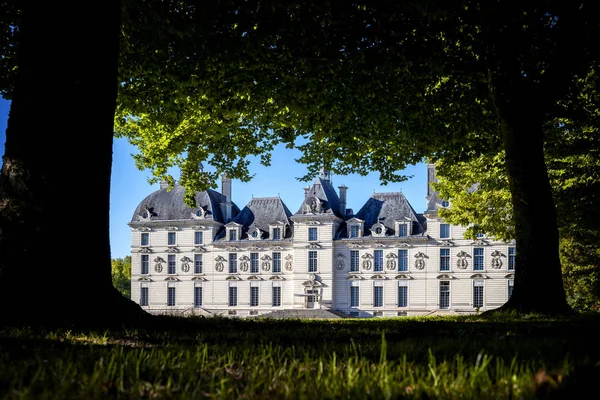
left=225, top=221, right=242, bottom=228
left=346, top=217, right=364, bottom=224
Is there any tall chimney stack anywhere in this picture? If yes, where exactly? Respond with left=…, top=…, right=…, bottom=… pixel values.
left=338, top=185, right=347, bottom=217
left=220, top=174, right=232, bottom=222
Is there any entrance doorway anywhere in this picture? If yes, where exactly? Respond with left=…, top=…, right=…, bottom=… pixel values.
left=305, top=289, right=320, bottom=309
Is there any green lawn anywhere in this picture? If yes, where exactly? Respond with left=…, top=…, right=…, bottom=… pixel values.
left=1, top=313, right=599, bottom=399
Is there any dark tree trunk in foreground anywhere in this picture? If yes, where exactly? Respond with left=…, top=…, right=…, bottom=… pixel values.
left=0, top=1, right=149, bottom=327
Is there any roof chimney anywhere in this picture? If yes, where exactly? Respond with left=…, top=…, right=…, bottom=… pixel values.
left=220, top=174, right=232, bottom=222
left=338, top=185, right=347, bottom=217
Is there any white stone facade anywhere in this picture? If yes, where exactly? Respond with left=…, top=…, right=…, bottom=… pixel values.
left=130, top=166, right=515, bottom=317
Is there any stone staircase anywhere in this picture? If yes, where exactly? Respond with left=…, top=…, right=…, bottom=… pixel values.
left=257, top=309, right=347, bottom=319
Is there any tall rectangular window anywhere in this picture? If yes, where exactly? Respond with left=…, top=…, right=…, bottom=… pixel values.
left=308, top=227, right=318, bottom=241
left=440, top=281, right=450, bottom=309
left=194, top=231, right=203, bottom=245
left=398, top=283, right=408, bottom=307
left=167, top=287, right=176, bottom=306
left=168, top=232, right=176, bottom=246
left=272, top=252, right=281, bottom=273
left=229, top=229, right=237, bottom=241
left=473, top=248, right=484, bottom=271
left=229, top=253, right=237, bottom=274
left=440, top=249, right=450, bottom=271
left=141, top=255, right=149, bottom=274
left=373, top=286, right=384, bottom=307
left=272, top=286, right=281, bottom=306
left=250, top=286, right=259, bottom=307
left=168, top=254, right=176, bottom=274
left=440, top=224, right=450, bottom=239
left=194, top=286, right=202, bottom=308
left=398, top=224, right=408, bottom=237
left=194, top=254, right=203, bottom=274
left=228, top=286, right=238, bottom=306
left=473, top=281, right=484, bottom=308
left=350, top=225, right=359, bottom=238
left=350, top=285, right=360, bottom=307
left=250, top=253, right=259, bottom=273
left=508, top=279, right=514, bottom=298
left=272, top=227, right=281, bottom=240
left=398, top=249, right=408, bottom=272
left=141, top=232, right=149, bottom=246
left=140, top=287, right=149, bottom=306
left=350, top=250, right=360, bottom=272
left=374, top=250, right=384, bottom=272
left=508, top=247, right=516, bottom=270
left=308, top=251, right=318, bottom=272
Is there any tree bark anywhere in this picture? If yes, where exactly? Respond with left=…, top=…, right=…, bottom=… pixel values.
left=492, top=100, right=571, bottom=315
left=0, top=1, right=149, bottom=327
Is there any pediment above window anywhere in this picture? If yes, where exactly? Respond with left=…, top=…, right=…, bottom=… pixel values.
left=137, top=277, right=153, bottom=282
left=347, top=274, right=364, bottom=280
left=193, top=246, right=208, bottom=253
left=137, top=227, right=152, bottom=232
left=247, top=246, right=261, bottom=251
left=270, top=275, right=286, bottom=281
left=307, top=220, right=322, bottom=225
left=371, top=274, right=386, bottom=280
left=306, top=243, right=322, bottom=249
left=192, top=225, right=206, bottom=230
left=436, top=274, right=455, bottom=279
left=397, top=242, right=413, bottom=248
left=373, top=242, right=388, bottom=248
left=165, top=247, right=180, bottom=253
left=346, top=217, right=364, bottom=224
left=164, top=276, right=180, bottom=281
left=505, top=273, right=515, bottom=279
left=165, top=226, right=179, bottom=231
left=437, top=240, right=455, bottom=246
left=226, top=246, right=241, bottom=252
left=192, top=276, right=208, bottom=281
left=247, top=275, right=263, bottom=281
left=137, top=248, right=153, bottom=253
left=348, top=244, right=364, bottom=249
left=470, top=239, right=489, bottom=246
left=395, top=274, right=412, bottom=280
left=226, top=276, right=242, bottom=281
left=225, top=221, right=243, bottom=227
left=470, top=273, right=489, bottom=279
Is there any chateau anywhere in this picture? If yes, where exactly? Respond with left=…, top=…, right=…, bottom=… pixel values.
left=129, top=165, right=516, bottom=317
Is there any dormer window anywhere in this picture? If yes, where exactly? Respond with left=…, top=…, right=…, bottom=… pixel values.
left=346, top=218, right=364, bottom=239
left=272, top=227, right=281, bottom=240
left=168, top=232, right=176, bottom=246
left=397, top=224, right=408, bottom=237
left=349, top=225, right=360, bottom=238
left=141, top=232, right=149, bottom=246
left=308, top=227, right=318, bottom=241
left=228, top=229, right=237, bottom=241
left=441, top=200, right=450, bottom=208
left=371, top=222, right=386, bottom=238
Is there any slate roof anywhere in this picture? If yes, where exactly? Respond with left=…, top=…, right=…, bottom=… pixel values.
left=222, top=197, right=294, bottom=240
left=350, top=192, right=425, bottom=237
left=295, top=177, right=343, bottom=218
left=130, top=184, right=239, bottom=223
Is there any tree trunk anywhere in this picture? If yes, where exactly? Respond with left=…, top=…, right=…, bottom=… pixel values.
left=0, top=1, right=149, bottom=327
left=495, top=106, right=571, bottom=315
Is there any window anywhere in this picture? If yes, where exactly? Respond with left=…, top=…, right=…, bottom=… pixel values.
left=168, top=232, right=176, bottom=246
left=440, top=281, right=450, bottom=309
left=141, top=232, right=149, bottom=246
left=473, top=281, right=484, bottom=308
left=272, top=252, right=281, bottom=273
left=229, top=253, right=237, bottom=274
left=508, top=279, right=514, bottom=298
left=374, top=250, right=384, bottom=272
left=440, top=249, right=450, bottom=271
left=250, top=286, right=259, bottom=307
left=398, top=224, right=408, bottom=237
left=350, top=250, right=360, bottom=272
left=250, top=253, right=259, bottom=273
left=349, top=225, right=360, bottom=238
left=308, top=227, right=318, bottom=241
left=308, top=251, right=318, bottom=272
left=167, top=287, right=176, bottom=306
left=375, top=226, right=383, bottom=235
left=194, top=286, right=202, bottom=308
left=398, top=250, right=408, bottom=272
left=228, top=286, right=238, bottom=306
left=473, top=248, right=484, bottom=271
left=350, top=285, right=360, bottom=307
left=141, top=255, right=149, bottom=275
left=440, top=224, right=450, bottom=239
left=229, top=229, right=237, bottom=241
left=508, top=247, right=516, bottom=270
left=168, top=254, right=176, bottom=274
left=140, top=287, right=148, bottom=306
left=272, top=227, right=281, bottom=240
left=476, top=232, right=485, bottom=238
left=194, top=254, right=203, bottom=274
left=272, top=286, right=281, bottom=306
left=373, top=286, right=384, bottom=307
left=398, top=283, right=408, bottom=307
left=441, top=200, right=450, bottom=208
left=194, top=231, right=203, bottom=245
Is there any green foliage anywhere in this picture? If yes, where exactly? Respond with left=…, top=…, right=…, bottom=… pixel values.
left=2, top=315, right=600, bottom=398
left=111, top=256, right=131, bottom=299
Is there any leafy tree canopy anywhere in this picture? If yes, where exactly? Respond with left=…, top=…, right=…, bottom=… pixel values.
left=111, top=256, right=132, bottom=299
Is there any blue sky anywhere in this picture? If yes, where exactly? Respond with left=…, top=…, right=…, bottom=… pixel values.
left=0, top=98, right=427, bottom=259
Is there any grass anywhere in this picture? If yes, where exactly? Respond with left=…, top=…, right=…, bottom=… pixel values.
left=1, top=313, right=599, bottom=399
